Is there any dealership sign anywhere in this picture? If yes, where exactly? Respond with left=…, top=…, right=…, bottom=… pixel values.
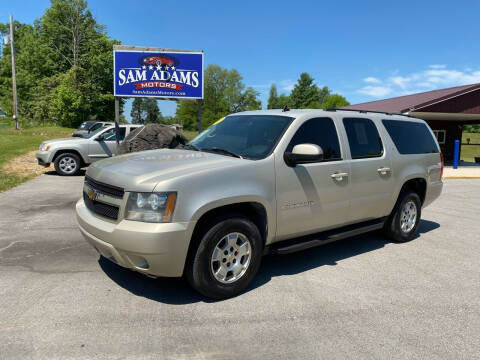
left=113, top=47, right=204, bottom=100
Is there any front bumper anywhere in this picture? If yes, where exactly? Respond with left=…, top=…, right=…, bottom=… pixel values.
left=76, top=199, right=194, bottom=277
left=35, top=151, right=51, bottom=167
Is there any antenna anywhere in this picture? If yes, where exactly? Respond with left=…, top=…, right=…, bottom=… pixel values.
left=282, top=105, right=290, bottom=112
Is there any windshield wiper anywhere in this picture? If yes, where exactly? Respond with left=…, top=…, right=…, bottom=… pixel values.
left=201, top=147, right=243, bottom=159
left=182, top=143, right=200, bottom=151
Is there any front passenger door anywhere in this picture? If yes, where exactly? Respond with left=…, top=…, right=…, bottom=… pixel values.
left=275, top=117, right=351, bottom=240
left=88, top=127, right=126, bottom=160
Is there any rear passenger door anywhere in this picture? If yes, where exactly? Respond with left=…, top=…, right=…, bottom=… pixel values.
left=342, top=117, right=394, bottom=222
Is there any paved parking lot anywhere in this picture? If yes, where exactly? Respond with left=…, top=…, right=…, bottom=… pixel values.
left=1, top=174, right=479, bottom=359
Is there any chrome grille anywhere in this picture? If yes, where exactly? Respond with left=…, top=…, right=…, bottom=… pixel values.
left=83, top=192, right=119, bottom=220
left=85, top=176, right=124, bottom=199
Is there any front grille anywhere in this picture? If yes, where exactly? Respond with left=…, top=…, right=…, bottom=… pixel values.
left=83, top=192, right=119, bottom=220
left=85, top=176, right=124, bottom=199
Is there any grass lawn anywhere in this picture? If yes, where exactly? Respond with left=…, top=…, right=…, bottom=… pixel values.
left=461, top=132, right=480, bottom=162
left=0, top=125, right=74, bottom=192
left=0, top=124, right=199, bottom=193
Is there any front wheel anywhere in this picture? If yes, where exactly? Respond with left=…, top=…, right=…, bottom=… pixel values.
left=186, top=216, right=263, bottom=299
left=54, top=153, right=81, bottom=176
left=383, top=191, right=422, bottom=242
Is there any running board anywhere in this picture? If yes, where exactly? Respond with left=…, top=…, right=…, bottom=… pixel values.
left=267, top=218, right=386, bottom=255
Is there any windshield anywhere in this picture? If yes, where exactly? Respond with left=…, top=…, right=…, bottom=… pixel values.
left=190, top=115, right=293, bottom=159
left=84, top=127, right=108, bottom=139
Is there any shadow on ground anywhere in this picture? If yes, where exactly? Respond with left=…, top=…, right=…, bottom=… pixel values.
left=45, top=169, right=86, bottom=176
left=100, top=219, right=440, bottom=304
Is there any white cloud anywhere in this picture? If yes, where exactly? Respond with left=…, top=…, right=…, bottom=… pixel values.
left=279, top=79, right=296, bottom=92
left=428, top=64, right=446, bottom=69
left=358, top=86, right=392, bottom=97
left=358, top=65, right=480, bottom=99
left=363, top=76, right=381, bottom=84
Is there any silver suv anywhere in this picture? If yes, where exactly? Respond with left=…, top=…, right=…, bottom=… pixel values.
left=76, top=110, right=443, bottom=299
left=36, top=124, right=141, bottom=176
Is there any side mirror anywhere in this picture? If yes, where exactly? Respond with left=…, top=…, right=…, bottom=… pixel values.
left=284, top=143, right=324, bottom=167
left=95, top=135, right=104, bottom=141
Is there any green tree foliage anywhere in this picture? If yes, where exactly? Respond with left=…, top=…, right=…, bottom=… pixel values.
left=130, top=98, right=163, bottom=124
left=144, top=99, right=163, bottom=124
left=175, top=64, right=261, bottom=130
left=463, top=125, right=480, bottom=133
left=269, top=73, right=350, bottom=110
left=0, top=0, right=120, bottom=127
left=130, top=98, right=145, bottom=124
left=321, top=93, right=350, bottom=109
left=267, top=84, right=278, bottom=109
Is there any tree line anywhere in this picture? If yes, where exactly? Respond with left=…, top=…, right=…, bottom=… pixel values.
left=0, top=0, right=120, bottom=128
left=0, top=0, right=350, bottom=130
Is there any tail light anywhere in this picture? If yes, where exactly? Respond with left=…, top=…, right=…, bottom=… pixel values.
left=440, top=153, right=444, bottom=179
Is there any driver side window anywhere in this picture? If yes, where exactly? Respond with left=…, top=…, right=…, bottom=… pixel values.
left=286, top=117, right=342, bottom=161
left=101, top=128, right=126, bottom=141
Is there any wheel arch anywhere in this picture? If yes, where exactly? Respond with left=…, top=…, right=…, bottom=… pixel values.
left=184, top=201, right=269, bottom=274
left=52, top=149, right=87, bottom=166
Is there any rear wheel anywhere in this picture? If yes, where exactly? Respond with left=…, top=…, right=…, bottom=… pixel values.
left=186, top=216, right=263, bottom=299
left=54, top=153, right=81, bottom=176
left=384, top=191, right=421, bottom=242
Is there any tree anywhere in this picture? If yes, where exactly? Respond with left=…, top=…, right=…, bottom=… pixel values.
left=175, top=64, right=261, bottom=130
left=0, top=0, right=120, bottom=127
left=321, top=94, right=350, bottom=109
left=144, top=99, right=163, bottom=124
left=130, top=98, right=164, bottom=124
left=289, top=73, right=327, bottom=108
left=131, top=98, right=144, bottom=124
left=267, top=84, right=278, bottom=109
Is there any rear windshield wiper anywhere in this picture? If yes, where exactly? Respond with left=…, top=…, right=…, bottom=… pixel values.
left=200, top=147, right=243, bottom=159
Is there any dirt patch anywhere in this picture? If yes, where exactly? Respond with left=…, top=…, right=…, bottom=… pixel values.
left=1, top=151, right=51, bottom=177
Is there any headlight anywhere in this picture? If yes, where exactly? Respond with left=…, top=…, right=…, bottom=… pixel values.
left=125, top=192, right=177, bottom=223
left=39, top=143, right=50, bottom=151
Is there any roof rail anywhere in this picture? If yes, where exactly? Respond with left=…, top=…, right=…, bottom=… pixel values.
left=325, top=108, right=415, bottom=118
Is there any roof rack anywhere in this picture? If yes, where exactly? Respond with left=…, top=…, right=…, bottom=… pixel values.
left=325, top=108, right=415, bottom=118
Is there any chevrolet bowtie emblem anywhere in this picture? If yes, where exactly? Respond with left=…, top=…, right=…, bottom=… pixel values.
left=87, top=188, right=99, bottom=201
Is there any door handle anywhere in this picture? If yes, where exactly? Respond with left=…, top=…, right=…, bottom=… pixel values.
left=377, top=167, right=391, bottom=175
left=331, top=172, right=349, bottom=181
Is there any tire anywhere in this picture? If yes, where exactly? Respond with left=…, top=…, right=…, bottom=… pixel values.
left=383, top=191, right=422, bottom=243
left=185, top=216, right=263, bottom=300
left=54, top=153, right=81, bottom=176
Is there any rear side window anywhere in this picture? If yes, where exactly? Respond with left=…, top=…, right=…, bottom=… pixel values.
left=343, top=118, right=383, bottom=159
left=382, top=120, right=439, bottom=154
left=286, top=117, right=341, bottom=161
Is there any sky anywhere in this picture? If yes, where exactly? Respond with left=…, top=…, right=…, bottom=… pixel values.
left=2, top=0, right=480, bottom=119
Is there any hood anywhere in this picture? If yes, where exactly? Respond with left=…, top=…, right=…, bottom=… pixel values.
left=44, top=137, right=88, bottom=146
left=86, top=149, right=246, bottom=192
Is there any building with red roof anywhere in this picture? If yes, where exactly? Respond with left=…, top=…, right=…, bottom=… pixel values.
left=343, top=83, right=480, bottom=161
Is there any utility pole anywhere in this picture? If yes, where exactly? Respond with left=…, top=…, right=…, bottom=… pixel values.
left=9, top=14, right=18, bottom=130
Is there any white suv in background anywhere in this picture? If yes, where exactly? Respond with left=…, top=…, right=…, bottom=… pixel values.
left=36, top=124, right=142, bottom=176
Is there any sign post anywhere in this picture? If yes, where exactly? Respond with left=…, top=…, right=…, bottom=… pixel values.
left=113, top=45, right=204, bottom=137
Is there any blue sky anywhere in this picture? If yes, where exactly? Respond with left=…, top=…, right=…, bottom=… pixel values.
left=2, top=0, right=480, bottom=118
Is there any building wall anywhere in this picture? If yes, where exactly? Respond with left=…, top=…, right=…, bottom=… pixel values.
left=426, top=120, right=463, bottom=161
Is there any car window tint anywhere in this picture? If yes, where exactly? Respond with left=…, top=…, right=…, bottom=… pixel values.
left=286, top=117, right=341, bottom=161
left=343, top=118, right=383, bottom=159
left=382, top=120, right=439, bottom=154
left=90, top=123, right=102, bottom=131
left=103, top=128, right=126, bottom=141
